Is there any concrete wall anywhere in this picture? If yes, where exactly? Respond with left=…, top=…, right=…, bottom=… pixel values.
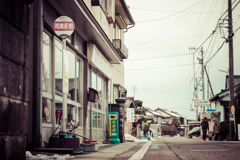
left=0, top=0, right=29, bottom=159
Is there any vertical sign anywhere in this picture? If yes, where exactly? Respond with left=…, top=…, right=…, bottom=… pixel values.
left=127, top=108, right=134, bottom=122
left=194, top=99, right=199, bottom=107
left=108, top=112, right=120, bottom=143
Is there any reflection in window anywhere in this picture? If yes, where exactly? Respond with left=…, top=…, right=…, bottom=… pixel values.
left=55, top=100, right=62, bottom=124
left=97, top=75, right=102, bottom=110
left=55, top=101, right=75, bottom=125
left=78, top=108, right=82, bottom=127
left=42, top=97, right=51, bottom=123
left=67, top=104, right=75, bottom=126
left=93, top=112, right=97, bottom=128
left=42, top=32, right=52, bottom=93
left=75, top=32, right=86, bottom=55
left=55, top=39, right=62, bottom=96
left=68, top=50, right=75, bottom=100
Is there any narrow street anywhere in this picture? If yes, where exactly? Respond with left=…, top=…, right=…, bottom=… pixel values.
left=69, top=136, right=240, bottom=160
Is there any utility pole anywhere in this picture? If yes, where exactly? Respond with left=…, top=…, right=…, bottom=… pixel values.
left=201, top=47, right=205, bottom=113
left=207, top=67, right=209, bottom=110
left=196, top=78, right=198, bottom=121
left=228, top=0, right=234, bottom=141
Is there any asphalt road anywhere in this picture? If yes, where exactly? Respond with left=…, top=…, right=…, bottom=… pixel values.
left=142, top=136, right=240, bottom=160
left=53, top=136, right=240, bottom=160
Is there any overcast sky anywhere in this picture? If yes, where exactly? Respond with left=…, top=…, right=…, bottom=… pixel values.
left=124, top=0, right=240, bottom=120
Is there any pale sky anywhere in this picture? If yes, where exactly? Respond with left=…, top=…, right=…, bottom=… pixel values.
left=124, top=0, right=240, bottom=120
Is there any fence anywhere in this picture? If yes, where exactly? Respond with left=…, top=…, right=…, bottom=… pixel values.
left=161, top=124, right=177, bottom=136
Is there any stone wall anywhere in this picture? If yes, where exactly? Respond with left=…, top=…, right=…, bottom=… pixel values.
left=0, top=0, right=30, bottom=159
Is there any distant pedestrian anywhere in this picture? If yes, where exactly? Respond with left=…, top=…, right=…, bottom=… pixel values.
left=201, top=117, right=209, bottom=141
left=213, top=120, right=220, bottom=141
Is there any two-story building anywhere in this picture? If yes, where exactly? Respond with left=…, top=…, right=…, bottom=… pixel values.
left=25, top=0, right=135, bottom=148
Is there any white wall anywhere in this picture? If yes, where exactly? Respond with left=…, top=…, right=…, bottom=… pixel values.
left=215, top=101, right=224, bottom=122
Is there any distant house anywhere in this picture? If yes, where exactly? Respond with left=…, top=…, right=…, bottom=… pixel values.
left=209, top=76, right=240, bottom=122
left=155, top=108, right=182, bottom=124
left=142, top=107, right=162, bottom=124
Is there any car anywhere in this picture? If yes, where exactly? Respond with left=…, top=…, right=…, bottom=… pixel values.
left=187, top=127, right=200, bottom=138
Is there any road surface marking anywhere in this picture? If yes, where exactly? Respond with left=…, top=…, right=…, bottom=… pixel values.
left=128, top=141, right=152, bottom=160
left=150, top=145, right=159, bottom=149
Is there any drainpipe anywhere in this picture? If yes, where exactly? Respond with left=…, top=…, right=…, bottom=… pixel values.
left=32, top=0, right=41, bottom=149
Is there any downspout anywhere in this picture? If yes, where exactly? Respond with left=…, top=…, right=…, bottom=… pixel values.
left=32, top=0, right=41, bottom=149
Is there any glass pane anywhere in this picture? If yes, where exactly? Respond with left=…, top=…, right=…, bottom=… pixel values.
left=66, top=35, right=72, bottom=44
left=97, top=75, right=102, bottom=110
left=55, top=100, right=62, bottom=124
left=67, top=104, right=75, bottom=125
left=76, top=60, right=80, bottom=103
left=75, top=32, right=86, bottom=54
left=93, top=112, right=97, bottom=128
left=77, top=59, right=84, bottom=104
left=42, top=97, right=51, bottom=123
left=68, top=50, right=75, bottom=100
left=42, top=32, right=52, bottom=93
left=92, top=71, right=97, bottom=90
left=78, top=108, right=82, bottom=127
left=98, top=113, right=102, bottom=128
left=55, top=39, right=62, bottom=96
left=45, top=2, right=58, bottom=28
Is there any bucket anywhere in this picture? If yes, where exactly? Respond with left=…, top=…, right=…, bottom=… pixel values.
left=80, top=143, right=99, bottom=152
left=141, top=135, right=145, bottom=140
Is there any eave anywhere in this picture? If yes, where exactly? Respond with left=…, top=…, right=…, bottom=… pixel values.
left=48, top=0, right=122, bottom=64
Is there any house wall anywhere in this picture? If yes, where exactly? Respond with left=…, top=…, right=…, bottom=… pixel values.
left=0, top=0, right=29, bottom=159
left=215, top=101, right=225, bottom=122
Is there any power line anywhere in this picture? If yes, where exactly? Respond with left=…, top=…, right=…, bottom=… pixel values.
left=125, top=63, right=199, bottom=71
left=205, top=40, right=226, bottom=64
left=126, top=53, right=192, bottom=61
left=136, top=0, right=203, bottom=23
left=131, top=7, right=222, bottom=14
left=127, top=34, right=209, bottom=45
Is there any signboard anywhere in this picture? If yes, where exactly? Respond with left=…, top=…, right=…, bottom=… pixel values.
left=194, top=99, right=199, bottom=107
left=53, top=16, right=75, bottom=37
left=108, top=112, right=120, bottom=143
left=206, top=109, right=215, bottom=115
left=127, top=108, right=135, bottom=122
left=199, top=99, right=209, bottom=107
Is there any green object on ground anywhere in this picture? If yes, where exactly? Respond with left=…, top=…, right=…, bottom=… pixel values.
left=108, top=112, right=120, bottom=144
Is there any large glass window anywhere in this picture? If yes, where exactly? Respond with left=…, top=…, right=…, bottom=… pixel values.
left=68, top=50, right=76, bottom=101
left=55, top=39, right=62, bottom=96
left=42, top=32, right=52, bottom=93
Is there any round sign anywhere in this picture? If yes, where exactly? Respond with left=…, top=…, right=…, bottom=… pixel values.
left=53, top=16, right=75, bottom=38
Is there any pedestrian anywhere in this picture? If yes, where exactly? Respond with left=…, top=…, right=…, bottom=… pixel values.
left=201, top=117, right=209, bottom=141
left=213, top=120, right=220, bottom=141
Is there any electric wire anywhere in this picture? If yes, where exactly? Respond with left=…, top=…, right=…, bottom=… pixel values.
left=136, top=0, right=203, bottom=23
left=126, top=53, right=192, bottom=61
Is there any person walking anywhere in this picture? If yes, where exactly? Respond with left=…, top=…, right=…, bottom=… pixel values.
left=201, top=117, right=209, bottom=141
left=213, top=120, right=220, bottom=141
